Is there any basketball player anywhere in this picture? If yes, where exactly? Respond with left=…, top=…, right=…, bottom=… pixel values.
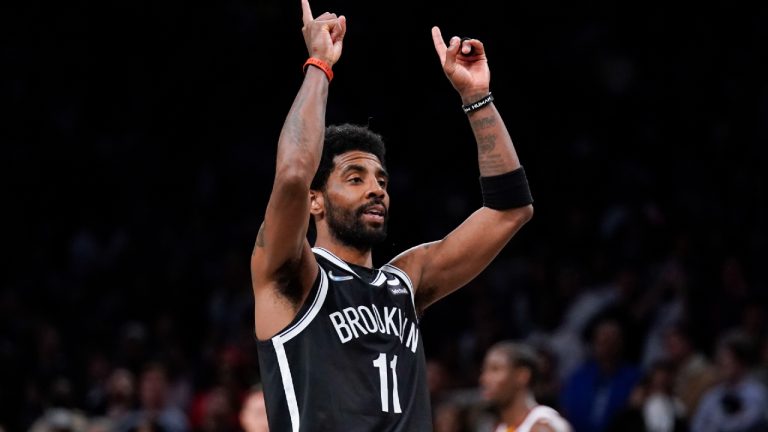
left=480, top=342, right=571, bottom=432
left=251, top=0, right=534, bottom=430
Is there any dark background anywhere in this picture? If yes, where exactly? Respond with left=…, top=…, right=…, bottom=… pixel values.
left=2, top=1, right=767, bottom=430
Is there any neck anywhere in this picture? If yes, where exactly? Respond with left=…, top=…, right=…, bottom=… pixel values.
left=315, top=232, right=373, bottom=268
left=500, top=392, right=537, bottom=428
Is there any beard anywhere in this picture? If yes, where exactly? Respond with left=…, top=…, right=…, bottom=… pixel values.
left=324, top=195, right=388, bottom=252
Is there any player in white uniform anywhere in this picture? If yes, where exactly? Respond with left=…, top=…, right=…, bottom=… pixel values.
left=480, top=341, right=571, bottom=432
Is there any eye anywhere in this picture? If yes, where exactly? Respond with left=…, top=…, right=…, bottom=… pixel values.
left=377, top=179, right=387, bottom=188
left=349, top=177, right=363, bottom=184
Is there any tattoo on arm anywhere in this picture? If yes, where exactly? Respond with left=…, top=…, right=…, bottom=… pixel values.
left=479, top=153, right=507, bottom=173
left=477, top=132, right=508, bottom=173
left=470, top=116, right=497, bottom=131
left=254, top=222, right=266, bottom=253
left=282, top=92, right=312, bottom=152
left=277, top=85, right=326, bottom=168
left=477, top=133, right=497, bottom=154
left=472, top=115, right=498, bottom=155
left=471, top=112, right=514, bottom=175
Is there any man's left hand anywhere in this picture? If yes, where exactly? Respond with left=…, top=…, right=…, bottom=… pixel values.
left=431, top=26, right=490, bottom=103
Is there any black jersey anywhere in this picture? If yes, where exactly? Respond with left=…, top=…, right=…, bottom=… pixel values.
left=257, top=247, right=432, bottom=431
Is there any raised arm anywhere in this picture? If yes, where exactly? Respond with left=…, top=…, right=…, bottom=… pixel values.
left=389, top=27, right=533, bottom=312
left=250, top=0, right=346, bottom=339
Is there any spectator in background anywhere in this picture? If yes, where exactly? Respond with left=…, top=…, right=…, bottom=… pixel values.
left=560, top=316, right=641, bottom=432
left=117, top=363, right=188, bottom=432
left=662, top=322, right=717, bottom=415
left=87, top=368, right=137, bottom=431
left=196, top=386, right=238, bottom=432
left=28, top=377, right=90, bottom=432
left=190, top=346, right=248, bottom=431
left=83, top=353, right=112, bottom=416
left=547, top=274, right=619, bottom=381
left=691, top=331, right=768, bottom=432
left=610, top=360, right=686, bottom=432
left=426, top=358, right=456, bottom=407
left=530, top=342, right=563, bottom=410
left=640, top=361, right=686, bottom=432
left=239, top=386, right=268, bottom=432
left=28, top=408, right=89, bottom=432
left=481, top=341, right=571, bottom=432
left=432, top=400, right=469, bottom=432
left=639, top=254, right=688, bottom=367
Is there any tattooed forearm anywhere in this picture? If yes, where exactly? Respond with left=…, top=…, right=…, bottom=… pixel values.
left=477, top=134, right=497, bottom=154
left=467, top=105, right=521, bottom=176
left=470, top=116, right=497, bottom=131
left=253, top=221, right=267, bottom=254
left=478, top=153, right=508, bottom=174
left=475, top=127, right=508, bottom=175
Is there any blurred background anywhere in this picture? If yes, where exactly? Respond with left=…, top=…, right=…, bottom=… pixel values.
left=3, top=1, right=767, bottom=431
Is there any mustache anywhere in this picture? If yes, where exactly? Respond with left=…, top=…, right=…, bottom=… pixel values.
left=355, top=199, right=388, bottom=217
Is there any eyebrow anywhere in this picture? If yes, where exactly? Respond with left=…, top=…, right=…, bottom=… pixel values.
left=340, top=164, right=389, bottom=179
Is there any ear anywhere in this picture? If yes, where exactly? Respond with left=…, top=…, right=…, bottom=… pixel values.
left=514, top=367, right=532, bottom=388
left=310, top=190, right=324, bottom=217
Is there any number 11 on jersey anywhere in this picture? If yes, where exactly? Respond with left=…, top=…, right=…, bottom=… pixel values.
left=372, top=353, right=402, bottom=413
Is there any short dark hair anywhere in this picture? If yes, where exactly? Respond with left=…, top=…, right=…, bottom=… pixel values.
left=490, top=341, right=541, bottom=387
left=310, top=123, right=387, bottom=191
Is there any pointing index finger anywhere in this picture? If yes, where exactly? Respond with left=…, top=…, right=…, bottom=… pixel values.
left=431, top=26, right=447, bottom=64
left=301, top=0, right=314, bottom=25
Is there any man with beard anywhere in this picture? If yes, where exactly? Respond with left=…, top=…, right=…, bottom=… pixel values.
left=250, top=1, right=534, bottom=430
left=480, top=342, right=571, bottom=432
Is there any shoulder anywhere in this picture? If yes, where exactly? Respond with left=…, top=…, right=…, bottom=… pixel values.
left=387, top=243, right=431, bottom=283
left=387, top=242, right=438, bottom=301
left=528, top=407, right=571, bottom=432
left=380, top=262, right=415, bottom=290
left=530, top=422, right=557, bottom=432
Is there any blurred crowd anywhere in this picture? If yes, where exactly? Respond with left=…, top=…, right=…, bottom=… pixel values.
left=4, top=1, right=767, bottom=432
left=2, top=195, right=767, bottom=432
left=431, top=311, right=768, bottom=432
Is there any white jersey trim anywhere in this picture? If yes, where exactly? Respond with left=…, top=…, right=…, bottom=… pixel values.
left=313, top=247, right=357, bottom=274
left=380, top=263, right=417, bottom=313
left=312, top=247, right=384, bottom=284
left=371, top=271, right=387, bottom=286
left=276, top=266, right=329, bottom=342
left=272, top=338, right=300, bottom=432
left=269, top=268, right=329, bottom=432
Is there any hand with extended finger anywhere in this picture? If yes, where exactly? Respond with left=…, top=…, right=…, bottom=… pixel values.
left=431, top=26, right=490, bottom=103
left=301, top=0, right=346, bottom=67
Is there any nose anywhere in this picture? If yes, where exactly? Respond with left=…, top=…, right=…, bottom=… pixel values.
left=365, top=180, right=386, bottom=200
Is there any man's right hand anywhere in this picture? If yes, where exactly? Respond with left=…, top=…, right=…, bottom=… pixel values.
left=301, top=0, right=346, bottom=66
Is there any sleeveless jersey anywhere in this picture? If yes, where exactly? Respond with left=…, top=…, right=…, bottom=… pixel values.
left=257, top=247, right=432, bottom=431
left=494, top=405, right=571, bottom=432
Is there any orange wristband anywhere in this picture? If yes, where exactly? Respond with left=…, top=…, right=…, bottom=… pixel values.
left=303, top=58, right=333, bottom=83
